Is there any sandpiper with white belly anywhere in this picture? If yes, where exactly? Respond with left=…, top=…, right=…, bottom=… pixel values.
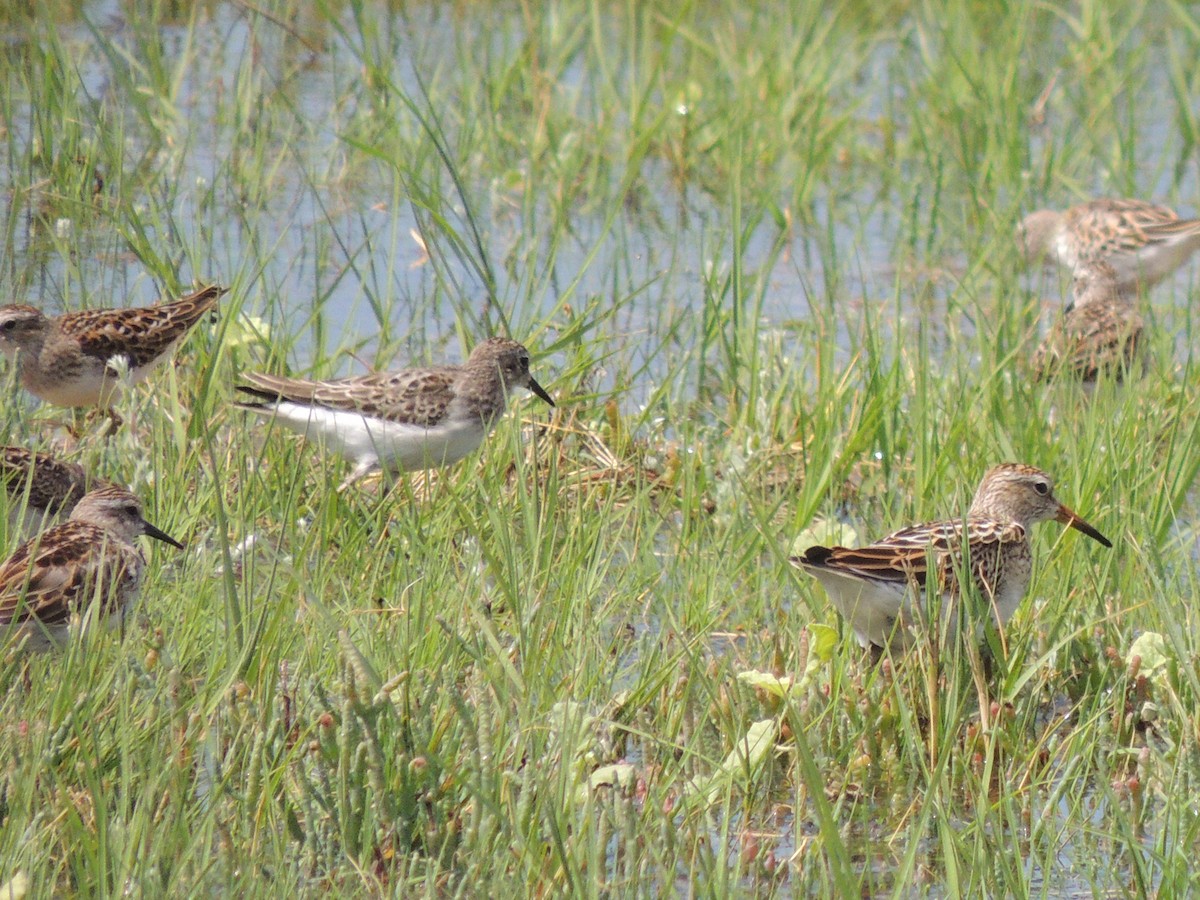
left=792, top=464, right=1111, bottom=654
left=234, top=337, right=555, bottom=489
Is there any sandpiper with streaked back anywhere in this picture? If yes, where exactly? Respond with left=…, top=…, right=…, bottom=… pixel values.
left=791, top=464, right=1111, bottom=654
left=1033, top=260, right=1146, bottom=387
left=235, top=337, right=555, bottom=489
left=0, top=485, right=183, bottom=652
left=1018, top=197, right=1200, bottom=291
left=0, top=446, right=109, bottom=533
left=0, top=284, right=226, bottom=427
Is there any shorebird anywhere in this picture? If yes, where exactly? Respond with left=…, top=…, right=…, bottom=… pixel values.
left=1018, top=198, right=1200, bottom=291
left=0, top=446, right=108, bottom=533
left=791, top=464, right=1111, bottom=654
left=235, top=337, right=555, bottom=489
left=0, top=284, right=226, bottom=428
left=0, top=485, right=183, bottom=652
left=1033, top=260, right=1145, bottom=386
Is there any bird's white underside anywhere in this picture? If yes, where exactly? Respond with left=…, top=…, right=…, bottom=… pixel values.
left=807, top=565, right=1024, bottom=650
left=806, top=567, right=914, bottom=649
left=20, top=347, right=178, bottom=408
left=2, top=590, right=135, bottom=653
left=250, top=401, right=490, bottom=473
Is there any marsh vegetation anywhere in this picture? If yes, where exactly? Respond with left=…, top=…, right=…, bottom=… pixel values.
left=0, top=0, right=1198, bottom=894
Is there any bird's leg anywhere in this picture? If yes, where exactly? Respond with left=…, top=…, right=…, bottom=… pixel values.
left=867, top=643, right=885, bottom=667
left=46, top=412, right=84, bottom=440
left=81, top=407, right=123, bottom=438
left=103, top=406, right=124, bottom=437
left=338, top=459, right=381, bottom=492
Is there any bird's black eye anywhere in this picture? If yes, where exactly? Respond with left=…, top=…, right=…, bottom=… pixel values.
left=0, top=320, right=14, bottom=332
left=1034, top=480, right=1050, bottom=496
left=123, top=503, right=139, bottom=516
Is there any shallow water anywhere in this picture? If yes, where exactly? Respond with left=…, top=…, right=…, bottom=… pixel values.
left=5, top=3, right=1199, bottom=396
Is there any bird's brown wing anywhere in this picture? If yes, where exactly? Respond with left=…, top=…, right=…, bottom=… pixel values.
left=59, top=285, right=226, bottom=369
left=0, top=523, right=134, bottom=627
left=1069, top=199, right=1182, bottom=258
left=796, top=519, right=1024, bottom=592
left=236, top=367, right=460, bottom=427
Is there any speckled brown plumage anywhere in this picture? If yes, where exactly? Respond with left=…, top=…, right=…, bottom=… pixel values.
left=792, top=464, right=1112, bottom=652
left=0, top=485, right=182, bottom=652
left=1033, top=261, right=1146, bottom=384
left=65, top=292, right=221, bottom=367
left=0, top=284, right=226, bottom=410
left=0, top=521, right=138, bottom=628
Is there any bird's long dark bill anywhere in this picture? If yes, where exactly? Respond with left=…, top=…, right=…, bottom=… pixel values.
left=144, top=521, right=185, bottom=549
left=1056, top=505, right=1112, bottom=548
left=528, top=376, right=555, bottom=407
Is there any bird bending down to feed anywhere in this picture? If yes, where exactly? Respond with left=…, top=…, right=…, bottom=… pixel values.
left=1033, top=260, right=1145, bottom=387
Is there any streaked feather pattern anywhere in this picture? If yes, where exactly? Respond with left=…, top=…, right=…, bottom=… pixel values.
left=0, top=284, right=226, bottom=410
left=791, top=464, right=1111, bottom=652
left=0, top=486, right=182, bottom=652
left=1033, top=260, right=1146, bottom=384
left=1019, top=197, right=1200, bottom=290
left=803, top=519, right=1026, bottom=588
